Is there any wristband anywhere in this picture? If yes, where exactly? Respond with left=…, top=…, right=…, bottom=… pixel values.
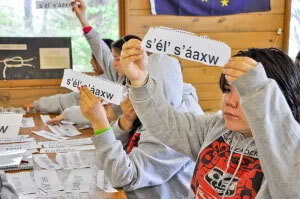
left=94, top=126, right=112, bottom=135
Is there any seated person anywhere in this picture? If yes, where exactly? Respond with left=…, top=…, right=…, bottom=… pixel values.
left=121, top=40, right=300, bottom=199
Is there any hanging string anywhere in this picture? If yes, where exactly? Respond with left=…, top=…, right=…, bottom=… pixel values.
left=0, top=56, right=35, bottom=80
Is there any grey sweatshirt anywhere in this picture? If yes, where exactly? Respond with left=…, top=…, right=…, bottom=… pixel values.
left=92, top=54, right=204, bottom=199
left=0, top=172, right=18, bottom=199
left=129, top=63, right=300, bottom=199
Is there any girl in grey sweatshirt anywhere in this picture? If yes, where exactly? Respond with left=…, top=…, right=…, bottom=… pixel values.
left=91, top=52, right=203, bottom=199
left=121, top=42, right=300, bottom=199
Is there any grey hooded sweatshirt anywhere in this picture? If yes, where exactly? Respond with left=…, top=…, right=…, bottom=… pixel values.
left=91, top=54, right=204, bottom=199
left=129, top=63, right=300, bottom=199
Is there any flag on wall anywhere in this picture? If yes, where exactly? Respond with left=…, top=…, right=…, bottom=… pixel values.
left=150, top=0, right=271, bottom=16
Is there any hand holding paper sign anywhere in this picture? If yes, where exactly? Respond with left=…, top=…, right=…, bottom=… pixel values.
left=223, top=57, right=257, bottom=84
left=79, top=86, right=110, bottom=130
left=121, top=39, right=149, bottom=87
left=72, top=0, right=90, bottom=28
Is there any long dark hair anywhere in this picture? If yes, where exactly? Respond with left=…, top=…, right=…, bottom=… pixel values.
left=111, top=35, right=142, bottom=54
left=220, top=48, right=300, bottom=123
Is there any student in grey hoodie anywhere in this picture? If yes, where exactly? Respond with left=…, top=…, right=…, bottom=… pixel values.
left=119, top=40, right=300, bottom=199
left=0, top=172, right=18, bottom=199
left=79, top=49, right=203, bottom=198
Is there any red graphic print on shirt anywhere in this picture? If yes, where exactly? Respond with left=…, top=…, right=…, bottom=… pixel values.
left=191, top=136, right=264, bottom=199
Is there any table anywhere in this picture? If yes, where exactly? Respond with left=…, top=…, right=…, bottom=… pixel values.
left=9, top=112, right=127, bottom=199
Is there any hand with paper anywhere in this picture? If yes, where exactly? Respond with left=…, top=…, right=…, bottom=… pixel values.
left=121, top=39, right=149, bottom=87
left=223, top=57, right=257, bottom=84
left=72, top=0, right=89, bottom=28
left=46, top=113, right=64, bottom=125
left=79, top=86, right=110, bottom=130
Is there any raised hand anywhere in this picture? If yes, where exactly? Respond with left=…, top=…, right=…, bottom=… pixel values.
left=72, top=0, right=90, bottom=28
left=79, top=86, right=109, bottom=130
left=121, top=39, right=149, bottom=86
left=223, top=57, right=258, bottom=84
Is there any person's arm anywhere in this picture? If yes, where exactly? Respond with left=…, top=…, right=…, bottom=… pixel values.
left=92, top=129, right=192, bottom=191
left=111, top=119, right=131, bottom=146
left=0, top=172, right=18, bottom=199
left=120, top=39, right=216, bottom=161
left=72, top=0, right=119, bottom=82
left=233, top=63, right=300, bottom=198
left=34, top=92, right=80, bottom=113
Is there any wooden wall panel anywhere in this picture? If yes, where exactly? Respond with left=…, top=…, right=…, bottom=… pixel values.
left=0, top=87, right=70, bottom=107
left=129, top=15, right=284, bottom=34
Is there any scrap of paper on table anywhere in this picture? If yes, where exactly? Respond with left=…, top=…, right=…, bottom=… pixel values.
left=38, top=137, right=92, bottom=148
left=97, top=170, right=118, bottom=193
left=40, top=145, right=95, bottom=153
left=64, top=168, right=93, bottom=193
left=34, top=170, right=63, bottom=193
left=33, top=154, right=62, bottom=170
left=141, top=26, right=231, bottom=67
left=56, top=151, right=89, bottom=169
left=32, top=130, right=68, bottom=141
left=40, top=115, right=51, bottom=125
left=21, top=117, right=35, bottom=128
left=0, top=136, right=34, bottom=144
left=6, top=172, right=36, bottom=195
left=61, top=69, right=124, bottom=105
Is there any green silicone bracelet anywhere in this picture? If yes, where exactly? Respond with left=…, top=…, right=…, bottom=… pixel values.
left=94, top=126, right=112, bottom=135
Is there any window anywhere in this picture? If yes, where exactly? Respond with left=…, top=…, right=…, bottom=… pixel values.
left=288, top=0, right=300, bottom=61
left=0, top=0, right=119, bottom=72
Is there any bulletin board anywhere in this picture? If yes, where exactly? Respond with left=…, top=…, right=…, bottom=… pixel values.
left=0, top=37, right=72, bottom=80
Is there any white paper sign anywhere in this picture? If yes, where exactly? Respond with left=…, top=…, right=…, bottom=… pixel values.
left=7, top=172, right=36, bottom=195
left=56, top=151, right=88, bottom=169
left=142, top=26, right=231, bottom=67
left=21, top=117, right=35, bottom=128
left=32, top=130, right=67, bottom=141
left=40, top=115, right=51, bottom=124
left=40, top=145, right=95, bottom=153
left=38, top=138, right=92, bottom=148
left=56, top=153, right=73, bottom=170
left=0, top=141, right=38, bottom=151
left=0, top=136, right=34, bottom=144
left=33, top=154, right=61, bottom=170
left=36, top=0, right=72, bottom=9
left=61, top=69, right=124, bottom=105
left=97, top=170, right=118, bottom=193
left=48, top=124, right=81, bottom=137
left=34, top=170, right=63, bottom=193
left=0, top=113, right=23, bottom=138
left=64, top=169, right=93, bottom=193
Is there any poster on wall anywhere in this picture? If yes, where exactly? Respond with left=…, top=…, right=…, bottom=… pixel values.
left=0, top=37, right=72, bottom=80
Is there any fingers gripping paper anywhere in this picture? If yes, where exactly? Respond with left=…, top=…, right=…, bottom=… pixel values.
left=142, top=27, right=231, bottom=67
left=61, top=69, right=124, bottom=105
